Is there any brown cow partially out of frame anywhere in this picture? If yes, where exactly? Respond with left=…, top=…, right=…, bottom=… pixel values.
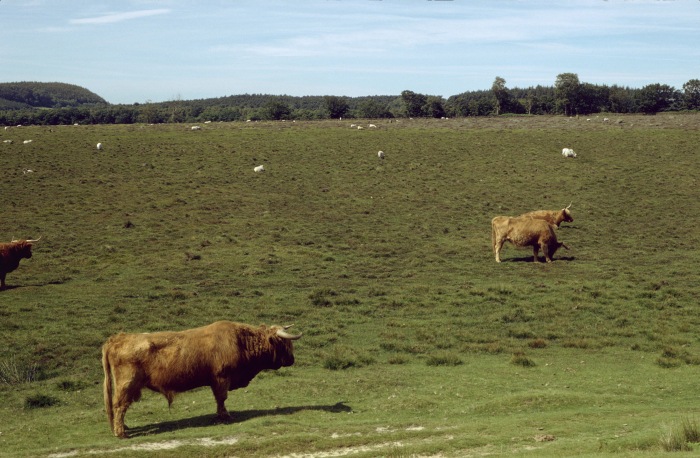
left=519, top=203, right=573, bottom=228
left=0, top=238, right=40, bottom=290
left=492, top=216, right=569, bottom=263
left=102, top=320, right=302, bottom=438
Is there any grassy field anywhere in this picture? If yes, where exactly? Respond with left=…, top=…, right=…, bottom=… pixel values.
left=1, top=114, right=699, bottom=457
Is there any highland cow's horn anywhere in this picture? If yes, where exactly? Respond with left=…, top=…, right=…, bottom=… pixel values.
left=565, top=202, right=572, bottom=210
left=11, top=236, right=41, bottom=243
left=277, top=326, right=302, bottom=340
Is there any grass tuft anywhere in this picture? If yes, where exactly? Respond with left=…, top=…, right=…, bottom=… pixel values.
left=660, top=418, right=700, bottom=452
left=0, top=358, right=42, bottom=385
left=24, top=394, right=60, bottom=409
left=510, top=352, right=536, bottom=367
left=425, top=352, right=463, bottom=367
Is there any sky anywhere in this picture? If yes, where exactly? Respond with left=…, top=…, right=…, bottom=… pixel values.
left=1, top=0, right=699, bottom=105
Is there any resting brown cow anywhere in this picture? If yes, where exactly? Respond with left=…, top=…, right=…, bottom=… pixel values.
left=102, top=320, right=302, bottom=438
left=492, top=216, right=569, bottom=263
left=519, top=203, right=573, bottom=228
left=0, top=238, right=40, bottom=290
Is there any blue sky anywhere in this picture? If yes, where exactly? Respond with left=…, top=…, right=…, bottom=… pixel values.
left=1, top=0, right=699, bottom=104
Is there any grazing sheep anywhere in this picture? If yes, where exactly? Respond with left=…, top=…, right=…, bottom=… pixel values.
left=369, top=124, right=377, bottom=128
left=23, top=140, right=32, bottom=144
left=378, top=151, right=385, bottom=159
left=191, top=126, right=201, bottom=131
left=3, top=140, right=12, bottom=144
left=253, top=165, right=265, bottom=173
left=96, top=143, right=103, bottom=150
left=561, top=148, right=576, bottom=158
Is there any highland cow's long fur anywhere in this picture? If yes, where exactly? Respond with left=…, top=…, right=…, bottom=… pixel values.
left=0, top=240, right=34, bottom=289
left=492, top=216, right=569, bottom=263
left=519, top=205, right=573, bottom=228
left=102, top=320, right=301, bottom=438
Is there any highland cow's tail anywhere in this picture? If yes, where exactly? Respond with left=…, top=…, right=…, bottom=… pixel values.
left=102, top=344, right=114, bottom=434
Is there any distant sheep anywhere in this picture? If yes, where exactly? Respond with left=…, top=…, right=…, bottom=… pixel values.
left=253, top=165, right=265, bottom=173
left=378, top=151, right=385, bottom=159
left=369, top=124, right=377, bottom=128
left=562, top=148, right=577, bottom=158
left=23, top=140, right=32, bottom=144
left=97, top=143, right=103, bottom=150
left=2, top=140, right=12, bottom=144
left=191, top=126, right=201, bottom=131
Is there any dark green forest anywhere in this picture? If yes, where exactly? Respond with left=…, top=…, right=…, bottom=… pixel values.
left=1, top=74, right=699, bottom=125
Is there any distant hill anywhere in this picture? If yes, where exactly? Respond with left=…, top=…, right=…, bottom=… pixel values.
left=0, top=82, right=108, bottom=109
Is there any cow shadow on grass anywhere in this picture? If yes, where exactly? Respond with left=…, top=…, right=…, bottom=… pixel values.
left=126, top=401, right=352, bottom=438
left=503, top=255, right=576, bottom=263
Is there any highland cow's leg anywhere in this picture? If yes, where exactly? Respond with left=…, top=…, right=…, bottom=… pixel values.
left=112, top=371, right=143, bottom=438
left=0, top=273, right=6, bottom=289
left=532, top=246, right=541, bottom=262
left=113, top=386, right=137, bottom=438
left=541, top=243, right=552, bottom=263
left=494, top=237, right=505, bottom=263
left=211, top=379, right=232, bottom=420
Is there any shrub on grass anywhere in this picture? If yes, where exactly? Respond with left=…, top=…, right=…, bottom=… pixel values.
left=511, top=352, right=536, bottom=367
left=25, top=394, right=60, bottom=409
left=387, top=355, right=409, bottom=365
left=659, top=418, right=700, bottom=451
left=309, top=289, right=338, bottom=307
left=322, top=346, right=373, bottom=370
left=0, top=358, right=42, bottom=385
left=657, top=346, right=685, bottom=368
left=56, top=380, right=88, bottom=391
left=682, top=417, right=700, bottom=443
left=425, top=352, right=463, bottom=367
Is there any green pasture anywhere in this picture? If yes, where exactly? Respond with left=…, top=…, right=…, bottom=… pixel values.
left=0, top=114, right=699, bottom=457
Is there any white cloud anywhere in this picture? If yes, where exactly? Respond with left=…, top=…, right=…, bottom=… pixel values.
left=70, top=9, right=170, bottom=25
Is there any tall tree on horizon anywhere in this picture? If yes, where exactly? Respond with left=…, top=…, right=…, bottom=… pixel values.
left=324, top=96, right=349, bottom=119
left=555, top=73, right=581, bottom=116
left=491, top=76, right=508, bottom=115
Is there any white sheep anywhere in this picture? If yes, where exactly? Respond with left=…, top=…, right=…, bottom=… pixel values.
left=3, top=140, right=12, bottom=144
left=378, top=151, right=385, bottom=159
left=96, top=142, right=103, bottom=150
left=562, top=148, right=577, bottom=158
left=369, top=124, right=377, bottom=128
left=253, top=165, right=265, bottom=173
left=191, top=126, right=201, bottom=131
left=23, top=140, right=32, bottom=144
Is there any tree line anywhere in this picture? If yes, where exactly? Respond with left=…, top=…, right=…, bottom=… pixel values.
left=1, top=74, right=699, bottom=126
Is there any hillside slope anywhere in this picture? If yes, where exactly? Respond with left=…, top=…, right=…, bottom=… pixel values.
left=0, top=81, right=107, bottom=109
